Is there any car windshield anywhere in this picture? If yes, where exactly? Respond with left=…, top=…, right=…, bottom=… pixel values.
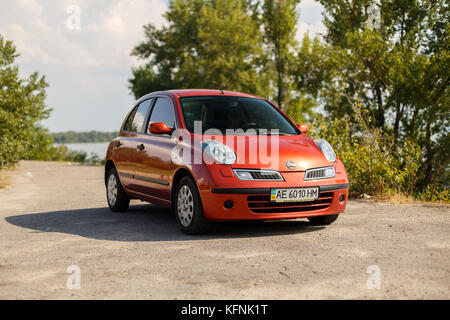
left=179, top=96, right=299, bottom=135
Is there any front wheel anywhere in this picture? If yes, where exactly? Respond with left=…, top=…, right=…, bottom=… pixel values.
left=174, top=176, right=210, bottom=234
left=106, top=167, right=130, bottom=212
left=308, top=214, right=339, bottom=225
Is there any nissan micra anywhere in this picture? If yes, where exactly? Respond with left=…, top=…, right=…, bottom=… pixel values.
left=105, top=89, right=348, bottom=234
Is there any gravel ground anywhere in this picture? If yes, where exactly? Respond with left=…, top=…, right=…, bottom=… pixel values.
left=0, top=161, right=449, bottom=299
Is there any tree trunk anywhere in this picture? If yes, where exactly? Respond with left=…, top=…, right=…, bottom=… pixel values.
left=276, top=50, right=285, bottom=110
left=374, top=84, right=384, bottom=128
left=393, top=101, right=403, bottom=147
left=423, top=118, right=434, bottom=187
left=277, top=61, right=284, bottom=109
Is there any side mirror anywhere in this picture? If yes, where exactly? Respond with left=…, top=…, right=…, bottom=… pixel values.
left=149, top=122, right=172, bottom=135
left=297, top=123, right=309, bottom=133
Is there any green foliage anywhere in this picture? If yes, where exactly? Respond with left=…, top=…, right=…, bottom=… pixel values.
left=310, top=102, right=422, bottom=198
left=0, top=35, right=103, bottom=167
left=47, top=145, right=87, bottom=162
left=51, top=131, right=118, bottom=143
left=0, top=35, right=51, bottom=169
left=285, top=95, right=317, bottom=124
left=315, top=0, right=449, bottom=191
left=416, top=184, right=450, bottom=203
left=130, top=0, right=270, bottom=98
left=262, top=0, right=300, bottom=109
left=23, top=126, right=54, bottom=161
left=293, top=35, right=335, bottom=100
left=34, top=144, right=102, bottom=165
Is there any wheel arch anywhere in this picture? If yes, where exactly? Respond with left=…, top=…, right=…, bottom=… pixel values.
left=171, top=168, right=195, bottom=201
left=104, top=159, right=116, bottom=186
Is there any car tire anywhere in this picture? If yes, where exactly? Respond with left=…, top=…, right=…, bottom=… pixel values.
left=174, top=176, right=210, bottom=234
left=308, top=214, right=339, bottom=225
left=106, top=167, right=130, bottom=212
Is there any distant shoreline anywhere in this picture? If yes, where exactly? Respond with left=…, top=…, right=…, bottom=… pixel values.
left=53, top=142, right=109, bottom=158
left=51, top=131, right=118, bottom=144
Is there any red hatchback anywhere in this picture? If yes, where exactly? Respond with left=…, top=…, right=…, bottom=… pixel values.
left=105, top=89, right=348, bottom=234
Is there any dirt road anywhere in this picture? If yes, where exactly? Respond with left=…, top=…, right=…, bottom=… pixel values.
left=0, top=161, right=448, bottom=299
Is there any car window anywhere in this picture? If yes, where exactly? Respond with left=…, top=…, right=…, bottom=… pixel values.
left=148, top=98, right=175, bottom=132
left=123, top=107, right=138, bottom=132
left=124, top=99, right=152, bottom=132
left=180, top=96, right=298, bottom=135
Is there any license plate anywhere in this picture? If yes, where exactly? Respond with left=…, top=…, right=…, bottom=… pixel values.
left=270, top=187, right=319, bottom=202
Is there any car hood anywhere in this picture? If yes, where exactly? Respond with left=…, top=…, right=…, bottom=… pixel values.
left=221, top=134, right=332, bottom=171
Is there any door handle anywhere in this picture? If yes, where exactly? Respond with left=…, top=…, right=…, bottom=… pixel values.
left=137, top=143, right=145, bottom=150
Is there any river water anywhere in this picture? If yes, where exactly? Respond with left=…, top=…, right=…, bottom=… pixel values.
left=54, top=142, right=110, bottom=158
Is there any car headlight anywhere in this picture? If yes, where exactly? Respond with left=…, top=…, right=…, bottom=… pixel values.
left=233, top=169, right=284, bottom=181
left=304, top=166, right=335, bottom=180
left=201, top=140, right=236, bottom=164
left=314, top=139, right=336, bottom=162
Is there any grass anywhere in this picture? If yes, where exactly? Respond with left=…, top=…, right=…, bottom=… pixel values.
left=0, top=169, right=11, bottom=189
left=356, top=193, right=450, bottom=206
left=377, top=193, right=416, bottom=204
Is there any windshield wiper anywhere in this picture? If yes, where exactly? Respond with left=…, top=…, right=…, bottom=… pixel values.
left=262, top=132, right=291, bottom=136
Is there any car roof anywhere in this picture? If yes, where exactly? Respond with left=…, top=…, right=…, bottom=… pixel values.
left=166, top=89, right=263, bottom=99
left=135, top=89, right=268, bottom=108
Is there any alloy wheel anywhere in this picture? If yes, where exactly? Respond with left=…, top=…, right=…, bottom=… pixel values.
left=107, top=174, right=118, bottom=206
left=177, top=185, right=194, bottom=227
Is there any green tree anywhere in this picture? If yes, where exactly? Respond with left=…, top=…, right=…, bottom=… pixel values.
left=0, top=35, right=51, bottom=168
left=262, top=0, right=300, bottom=110
left=315, top=0, right=449, bottom=189
left=129, top=0, right=269, bottom=98
left=414, top=0, right=449, bottom=188
left=289, top=34, right=336, bottom=123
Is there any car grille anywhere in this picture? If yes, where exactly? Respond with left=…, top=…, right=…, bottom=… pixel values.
left=247, top=191, right=334, bottom=214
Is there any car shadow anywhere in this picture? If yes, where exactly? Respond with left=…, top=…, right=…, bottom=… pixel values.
left=5, top=203, right=324, bottom=241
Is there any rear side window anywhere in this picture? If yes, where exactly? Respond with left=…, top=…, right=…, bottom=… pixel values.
left=124, top=99, right=152, bottom=132
left=148, top=98, right=175, bottom=132
left=123, top=108, right=137, bottom=132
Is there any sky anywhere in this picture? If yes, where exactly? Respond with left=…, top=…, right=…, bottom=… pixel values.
left=0, top=0, right=325, bottom=132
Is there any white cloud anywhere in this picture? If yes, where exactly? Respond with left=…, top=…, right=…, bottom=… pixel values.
left=0, top=0, right=167, bottom=131
left=1, top=0, right=167, bottom=68
left=296, top=20, right=327, bottom=42
left=2, top=24, right=57, bottom=64
left=86, top=0, right=168, bottom=67
left=296, top=0, right=326, bottom=41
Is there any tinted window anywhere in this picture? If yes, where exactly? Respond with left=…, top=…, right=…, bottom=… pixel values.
left=124, top=107, right=137, bottom=132
left=124, top=99, right=152, bottom=132
left=148, top=98, right=175, bottom=132
left=180, top=96, right=298, bottom=135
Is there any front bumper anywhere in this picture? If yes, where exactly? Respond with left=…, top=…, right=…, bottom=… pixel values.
left=200, top=183, right=348, bottom=221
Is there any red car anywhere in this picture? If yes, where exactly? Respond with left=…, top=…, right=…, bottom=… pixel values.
left=105, top=89, right=348, bottom=234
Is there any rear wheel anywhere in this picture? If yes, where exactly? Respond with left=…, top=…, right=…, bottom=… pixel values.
left=106, top=167, right=130, bottom=212
left=174, top=176, right=210, bottom=234
left=308, top=214, right=339, bottom=225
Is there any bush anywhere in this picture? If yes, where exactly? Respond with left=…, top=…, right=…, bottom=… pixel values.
left=416, top=185, right=450, bottom=203
left=0, top=36, right=51, bottom=169
left=309, top=102, right=423, bottom=199
left=30, top=143, right=102, bottom=165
